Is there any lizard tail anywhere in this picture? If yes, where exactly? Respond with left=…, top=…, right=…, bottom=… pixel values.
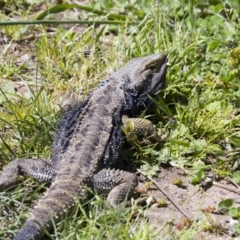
left=14, top=178, right=83, bottom=240
left=14, top=219, right=42, bottom=240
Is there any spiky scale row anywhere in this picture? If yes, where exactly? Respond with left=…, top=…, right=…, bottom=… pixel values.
left=0, top=53, right=168, bottom=239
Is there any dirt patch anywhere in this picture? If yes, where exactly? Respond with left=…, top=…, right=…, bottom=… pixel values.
left=145, top=167, right=240, bottom=239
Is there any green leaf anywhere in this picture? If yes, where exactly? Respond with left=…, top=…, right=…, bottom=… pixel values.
left=190, top=170, right=205, bottom=184
left=210, top=63, right=221, bottom=73
left=232, top=171, right=240, bottom=184
left=208, top=40, right=220, bottom=51
left=229, top=207, right=240, bottom=219
left=170, top=140, right=190, bottom=147
left=218, top=199, right=234, bottom=210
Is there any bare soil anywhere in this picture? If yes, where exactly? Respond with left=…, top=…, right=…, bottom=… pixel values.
left=145, top=166, right=240, bottom=239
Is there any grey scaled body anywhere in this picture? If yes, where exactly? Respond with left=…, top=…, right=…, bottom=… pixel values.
left=0, top=53, right=167, bottom=240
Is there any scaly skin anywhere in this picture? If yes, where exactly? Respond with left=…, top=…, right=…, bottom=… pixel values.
left=0, top=53, right=167, bottom=240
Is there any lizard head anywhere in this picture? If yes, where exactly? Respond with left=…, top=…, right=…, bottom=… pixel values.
left=121, top=53, right=167, bottom=115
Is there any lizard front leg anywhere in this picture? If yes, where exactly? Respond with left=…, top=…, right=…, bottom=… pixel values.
left=0, top=159, right=55, bottom=191
left=95, top=116, right=168, bottom=206
left=122, top=115, right=169, bottom=142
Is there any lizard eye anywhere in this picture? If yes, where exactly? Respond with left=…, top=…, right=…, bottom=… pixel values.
left=148, top=63, right=156, bottom=72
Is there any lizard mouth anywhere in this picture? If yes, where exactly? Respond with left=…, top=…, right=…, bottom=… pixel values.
left=150, top=55, right=168, bottom=94
left=138, top=54, right=168, bottom=100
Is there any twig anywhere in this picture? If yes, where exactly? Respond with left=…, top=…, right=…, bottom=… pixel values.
left=213, top=181, right=240, bottom=194
left=137, top=169, right=191, bottom=219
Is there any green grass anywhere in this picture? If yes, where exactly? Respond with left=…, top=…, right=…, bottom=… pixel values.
left=0, top=0, right=240, bottom=239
